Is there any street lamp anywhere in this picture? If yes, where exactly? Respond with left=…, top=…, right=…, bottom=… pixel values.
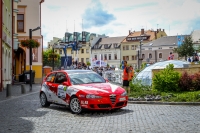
left=138, top=38, right=143, bottom=70
left=29, top=26, right=41, bottom=91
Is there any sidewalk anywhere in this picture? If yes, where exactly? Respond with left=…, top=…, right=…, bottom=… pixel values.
left=0, top=84, right=41, bottom=101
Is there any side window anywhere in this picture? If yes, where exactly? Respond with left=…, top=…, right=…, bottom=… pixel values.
left=46, top=73, right=56, bottom=82
left=55, top=72, right=67, bottom=84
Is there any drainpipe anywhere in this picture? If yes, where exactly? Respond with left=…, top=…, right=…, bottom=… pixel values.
left=0, top=0, right=2, bottom=91
left=12, top=0, right=13, bottom=85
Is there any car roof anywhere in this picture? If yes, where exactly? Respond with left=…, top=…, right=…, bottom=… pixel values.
left=62, top=70, right=95, bottom=75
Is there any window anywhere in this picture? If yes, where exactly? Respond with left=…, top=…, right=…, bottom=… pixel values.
left=86, top=49, right=89, bottom=53
left=114, top=54, right=117, bottom=60
left=86, top=58, right=89, bottom=62
left=13, top=16, right=15, bottom=34
left=94, top=55, right=97, bottom=60
left=101, top=54, right=103, bottom=60
left=104, top=54, right=107, bottom=60
left=17, top=14, right=24, bottom=32
left=46, top=73, right=56, bottom=82
left=132, top=56, right=135, bottom=60
left=159, top=47, right=162, bottom=49
left=149, top=48, right=152, bottom=50
left=113, top=43, right=118, bottom=48
left=81, top=58, right=84, bottom=63
left=126, top=56, right=129, bottom=60
left=81, top=49, right=84, bottom=53
left=123, top=56, right=126, bottom=60
left=71, top=50, right=73, bottom=54
left=123, top=46, right=125, bottom=50
left=142, top=54, right=145, bottom=59
left=159, top=53, right=162, bottom=58
left=149, top=53, right=152, bottom=58
left=104, top=44, right=108, bottom=49
left=126, top=45, right=129, bottom=50
left=55, top=50, right=57, bottom=53
left=59, top=50, right=62, bottom=54
left=109, top=54, right=111, bottom=60
left=55, top=72, right=67, bottom=84
left=131, top=45, right=136, bottom=50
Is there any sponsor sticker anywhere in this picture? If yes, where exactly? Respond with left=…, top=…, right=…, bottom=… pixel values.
left=119, top=97, right=126, bottom=101
left=81, top=100, right=88, bottom=105
left=57, top=85, right=67, bottom=99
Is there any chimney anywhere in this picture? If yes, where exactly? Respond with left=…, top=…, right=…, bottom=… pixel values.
left=141, top=29, right=144, bottom=35
left=163, top=29, right=165, bottom=32
left=154, top=31, right=157, bottom=39
left=157, top=29, right=159, bottom=33
left=129, top=30, right=131, bottom=35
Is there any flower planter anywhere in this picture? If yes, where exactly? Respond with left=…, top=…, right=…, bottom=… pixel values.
left=21, top=39, right=40, bottom=48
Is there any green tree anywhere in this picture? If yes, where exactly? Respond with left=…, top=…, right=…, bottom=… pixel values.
left=43, top=49, right=61, bottom=68
left=174, top=36, right=194, bottom=60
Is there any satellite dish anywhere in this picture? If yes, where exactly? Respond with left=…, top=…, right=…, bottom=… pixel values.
left=149, top=43, right=153, bottom=46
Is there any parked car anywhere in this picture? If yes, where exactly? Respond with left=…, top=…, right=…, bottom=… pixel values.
left=40, top=70, right=128, bottom=114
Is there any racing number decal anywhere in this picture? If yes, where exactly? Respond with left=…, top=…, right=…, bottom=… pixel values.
left=57, top=85, right=67, bottom=99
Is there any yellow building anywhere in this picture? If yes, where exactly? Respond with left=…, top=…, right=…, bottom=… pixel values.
left=13, top=0, right=44, bottom=83
left=121, top=29, right=167, bottom=68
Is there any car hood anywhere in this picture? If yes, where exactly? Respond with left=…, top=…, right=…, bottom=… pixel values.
left=72, top=83, right=125, bottom=95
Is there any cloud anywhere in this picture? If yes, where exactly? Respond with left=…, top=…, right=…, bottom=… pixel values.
left=41, top=0, right=200, bottom=48
left=82, top=0, right=116, bottom=29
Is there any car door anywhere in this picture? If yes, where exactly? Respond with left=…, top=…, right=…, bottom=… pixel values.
left=54, top=72, right=68, bottom=98
left=44, top=72, right=56, bottom=101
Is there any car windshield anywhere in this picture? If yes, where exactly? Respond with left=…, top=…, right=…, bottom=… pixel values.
left=68, top=72, right=106, bottom=85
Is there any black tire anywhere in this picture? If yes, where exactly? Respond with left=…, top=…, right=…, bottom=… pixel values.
left=40, top=92, right=50, bottom=107
left=69, top=96, right=82, bottom=114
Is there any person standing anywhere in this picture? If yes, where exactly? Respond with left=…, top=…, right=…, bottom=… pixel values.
left=122, top=61, right=131, bottom=95
left=168, top=52, right=174, bottom=60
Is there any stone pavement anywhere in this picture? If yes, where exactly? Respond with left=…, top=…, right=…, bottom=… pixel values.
left=0, top=92, right=200, bottom=133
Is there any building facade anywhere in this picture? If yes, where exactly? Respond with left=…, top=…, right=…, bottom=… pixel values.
left=137, top=36, right=181, bottom=63
left=121, top=29, right=167, bottom=68
left=2, top=0, right=12, bottom=90
left=191, top=30, right=200, bottom=51
left=91, top=36, right=126, bottom=68
left=0, top=0, right=2, bottom=91
left=13, top=0, right=44, bottom=83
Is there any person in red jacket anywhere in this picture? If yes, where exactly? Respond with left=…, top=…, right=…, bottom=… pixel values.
left=122, top=61, right=131, bottom=95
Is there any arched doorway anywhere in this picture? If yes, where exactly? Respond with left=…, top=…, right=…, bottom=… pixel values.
left=13, top=47, right=26, bottom=81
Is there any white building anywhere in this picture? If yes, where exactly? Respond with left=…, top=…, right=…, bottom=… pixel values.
left=91, top=36, right=126, bottom=68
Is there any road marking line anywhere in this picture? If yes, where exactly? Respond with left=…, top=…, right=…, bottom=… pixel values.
left=0, top=91, right=40, bottom=103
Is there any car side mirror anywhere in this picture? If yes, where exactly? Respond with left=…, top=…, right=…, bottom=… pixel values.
left=105, top=78, right=109, bottom=82
left=63, top=81, right=70, bottom=86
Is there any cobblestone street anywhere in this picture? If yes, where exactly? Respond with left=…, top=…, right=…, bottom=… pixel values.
left=0, top=91, right=200, bottom=133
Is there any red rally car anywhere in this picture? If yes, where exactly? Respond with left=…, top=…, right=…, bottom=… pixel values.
left=40, top=70, right=128, bottom=114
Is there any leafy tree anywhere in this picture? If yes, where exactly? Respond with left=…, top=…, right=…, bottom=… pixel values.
left=86, top=61, right=91, bottom=66
left=43, top=49, right=60, bottom=68
left=173, top=36, right=194, bottom=60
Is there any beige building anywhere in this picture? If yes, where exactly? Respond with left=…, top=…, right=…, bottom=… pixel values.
left=13, top=0, right=44, bottom=83
left=121, top=29, right=167, bottom=68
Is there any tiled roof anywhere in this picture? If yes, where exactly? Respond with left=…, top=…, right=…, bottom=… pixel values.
left=142, top=35, right=189, bottom=47
left=191, top=30, right=200, bottom=42
left=99, top=36, right=126, bottom=44
left=122, top=30, right=156, bottom=42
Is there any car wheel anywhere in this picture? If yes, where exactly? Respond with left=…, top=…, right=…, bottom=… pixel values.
left=40, top=92, right=50, bottom=107
left=69, top=96, right=82, bottom=114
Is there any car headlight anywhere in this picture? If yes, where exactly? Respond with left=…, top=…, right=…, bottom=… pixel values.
left=86, top=94, right=102, bottom=99
left=121, top=91, right=127, bottom=96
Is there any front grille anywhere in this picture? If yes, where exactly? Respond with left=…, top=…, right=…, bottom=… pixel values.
left=110, top=94, right=116, bottom=104
left=97, top=104, right=111, bottom=108
left=115, top=102, right=124, bottom=107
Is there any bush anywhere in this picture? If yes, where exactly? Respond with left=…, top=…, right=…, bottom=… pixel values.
left=152, top=64, right=181, bottom=92
left=193, top=73, right=200, bottom=91
left=179, top=71, right=193, bottom=91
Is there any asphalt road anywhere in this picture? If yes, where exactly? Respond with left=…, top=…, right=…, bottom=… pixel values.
left=0, top=91, right=200, bottom=133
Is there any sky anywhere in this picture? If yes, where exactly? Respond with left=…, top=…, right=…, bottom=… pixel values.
left=41, top=0, right=200, bottom=48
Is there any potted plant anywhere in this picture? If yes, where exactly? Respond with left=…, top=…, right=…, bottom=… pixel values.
left=21, top=39, right=40, bottom=48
